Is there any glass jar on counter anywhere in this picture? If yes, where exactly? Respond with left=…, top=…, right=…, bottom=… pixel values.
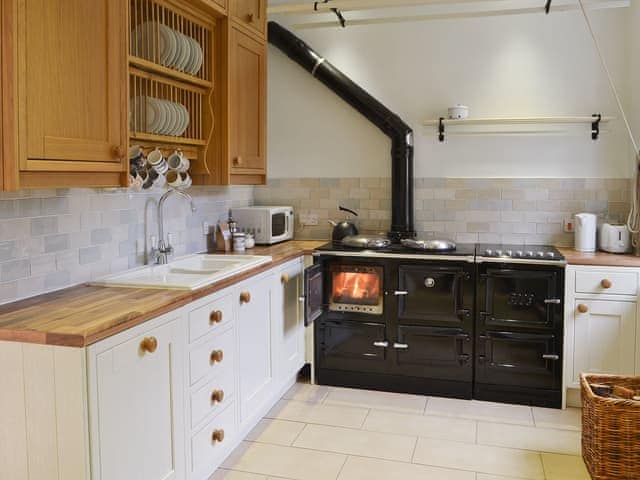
left=233, top=233, right=246, bottom=252
left=245, top=233, right=255, bottom=249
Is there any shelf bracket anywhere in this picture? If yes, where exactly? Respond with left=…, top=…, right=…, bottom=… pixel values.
left=545, top=0, right=552, bottom=14
left=592, top=113, right=602, bottom=140
left=438, top=117, right=445, bottom=142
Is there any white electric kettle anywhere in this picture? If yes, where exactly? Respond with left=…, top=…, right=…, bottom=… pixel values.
left=574, top=213, right=597, bottom=252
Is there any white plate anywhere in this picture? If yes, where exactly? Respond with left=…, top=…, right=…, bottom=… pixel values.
left=159, top=25, right=176, bottom=66
left=183, top=37, right=196, bottom=74
left=167, top=101, right=181, bottom=136
left=189, top=37, right=203, bottom=75
left=141, top=97, right=162, bottom=134
left=160, top=100, right=175, bottom=135
left=177, top=33, right=191, bottom=72
left=152, top=99, right=167, bottom=135
left=186, top=37, right=199, bottom=75
left=168, top=29, right=183, bottom=69
left=177, top=103, right=190, bottom=136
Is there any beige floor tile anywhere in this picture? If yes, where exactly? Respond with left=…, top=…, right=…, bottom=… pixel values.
left=478, top=422, right=581, bottom=455
left=337, top=455, right=475, bottom=480
left=266, top=399, right=368, bottom=428
left=425, top=397, right=534, bottom=425
left=221, top=442, right=346, bottom=480
left=476, top=475, right=530, bottom=480
left=283, top=383, right=330, bottom=404
left=362, top=409, right=477, bottom=443
left=532, top=406, right=582, bottom=431
left=210, top=470, right=268, bottom=479
left=245, top=419, right=306, bottom=446
left=293, top=424, right=416, bottom=462
left=324, top=386, right=427, bottom=413
left=413, top=437, right=545, bottom=480
left=541, top=453, right=591, bottom=480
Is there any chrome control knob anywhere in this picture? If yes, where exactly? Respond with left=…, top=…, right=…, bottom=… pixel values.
left=516, top=250, right=524, bottom=257
left=546, top=252, right=555, bottom=258
left=526, top=251, right=534, bottom=257
left=485, top=249, right=493, bottom=256
left=495, top=250, right=503, bottom=256
left=506, top=250, right=513, bottom=256
left=537, top=251, right=545, bottom=257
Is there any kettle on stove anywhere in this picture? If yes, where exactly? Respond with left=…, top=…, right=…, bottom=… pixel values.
left=328, top=206, right=359, bottom=242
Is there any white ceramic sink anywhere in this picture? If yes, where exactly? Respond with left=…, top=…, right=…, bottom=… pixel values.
left=93, top=254, right=272, bottom=290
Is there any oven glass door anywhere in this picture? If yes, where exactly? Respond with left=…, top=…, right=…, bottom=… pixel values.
left=271, top=212, right=287, bottom=237
left=476, top=331, right=561, bottom=389
left=329, top=265, right=384, bottom=315
left=479, top=268, right=561, bottom=330
left=304, top=263, right=324, bottom=326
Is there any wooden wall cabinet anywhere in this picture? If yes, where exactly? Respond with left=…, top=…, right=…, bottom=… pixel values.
left=3, top=0, right=128, bottom=190
left=232, top=0, right=266, bottom=38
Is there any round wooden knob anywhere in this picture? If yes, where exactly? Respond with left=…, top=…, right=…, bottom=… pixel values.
left=578, top=304, right=589, bottom=314
left=601, top=279, right=612, bottom=289
left=233, top=156, right=243, bottom=166
left=212, top=429, right=225, bottom=443
left=211, top=389, right=225, bottom=403
left=209, top=310, right=223, bottom=325
left=112, top=145, right=126, bottom=159
left=240, top=291, right=251, bottom=304
left=210, top=350, right=224, bottom=364
left=140, top=337, right=158, bottom=354
left=281, top=273, right=289, bottom=284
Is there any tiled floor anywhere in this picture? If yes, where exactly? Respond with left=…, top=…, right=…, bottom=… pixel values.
left=213, top=383, right=588, bottom=480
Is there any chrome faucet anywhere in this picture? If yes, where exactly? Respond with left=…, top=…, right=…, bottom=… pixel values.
left=151, top=189, right=197, bottom=265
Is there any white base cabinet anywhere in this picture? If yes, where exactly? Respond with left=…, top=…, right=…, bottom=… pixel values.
left=0, top=257, right=306, bottom=480
left=564, top=265, right=640, bottom=404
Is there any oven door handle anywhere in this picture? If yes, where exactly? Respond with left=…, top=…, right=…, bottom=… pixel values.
left=544, top=299, right=561, bottom=304
left=394, top=291, right=409, bottom=296
left=542, top=354, right=560, bottom=361
left=393, top=342, right=409, bottom=349
left=373, top=341, right=389, bottom=348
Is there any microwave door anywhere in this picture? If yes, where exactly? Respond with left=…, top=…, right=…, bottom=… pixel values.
left=270, top=211, right=292, bottom=243
left=304, top=263, right=324, bottom=327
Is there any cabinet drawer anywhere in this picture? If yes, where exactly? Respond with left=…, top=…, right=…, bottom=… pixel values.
left=190, top=367, right=235, bottom=428
left=575, top=270, right=638, bottom=296
left=191, top=402, right=237, bottom=474
left=189, top=293, right=234, bottom=343
left=189, top=328, right=235, bottom=386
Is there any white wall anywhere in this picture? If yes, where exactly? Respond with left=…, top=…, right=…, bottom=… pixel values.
left=268, top=4, right=634, bottom=178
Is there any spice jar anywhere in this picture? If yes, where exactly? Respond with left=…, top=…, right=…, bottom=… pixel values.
left=233, top=233, right=246, bottom=252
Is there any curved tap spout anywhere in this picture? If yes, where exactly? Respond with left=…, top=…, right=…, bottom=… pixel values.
left=154, top=189, right=197, bottom=265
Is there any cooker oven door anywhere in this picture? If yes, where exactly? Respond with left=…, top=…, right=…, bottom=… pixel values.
left=478, top=267, right=562, bottom=330
left=476, top=331, right=562, bottom=389
left=304, top=263, right=324, bottom=327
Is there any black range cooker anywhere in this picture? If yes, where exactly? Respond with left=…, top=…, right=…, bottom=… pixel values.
left=305, top=242, right=566, bottom=408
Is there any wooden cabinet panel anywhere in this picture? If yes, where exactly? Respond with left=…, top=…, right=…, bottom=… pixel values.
left=232, top=0, right=266, bottom=37
left=229, top=26, right=266, bottom=179
left=17, top=0, right=126, bottom=172
left=572, top=300, right=636, bottom=385
left=94, top=319, right=185, bottom=480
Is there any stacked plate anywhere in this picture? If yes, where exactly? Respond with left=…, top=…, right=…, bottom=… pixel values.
left=131, top=96, right=190, bottom=137
left=132, top=21, right=204, bottom=76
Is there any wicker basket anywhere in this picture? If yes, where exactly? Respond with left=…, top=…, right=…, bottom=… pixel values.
left=581, top=373, right=640, bottom=480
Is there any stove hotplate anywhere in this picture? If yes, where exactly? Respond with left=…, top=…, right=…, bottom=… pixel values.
left=314, top=242, right=565, bottom=264
left=315, top=241, right=476, bottom=258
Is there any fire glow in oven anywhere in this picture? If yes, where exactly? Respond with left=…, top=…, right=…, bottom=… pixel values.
left=329, top=265, right=383, bottom=314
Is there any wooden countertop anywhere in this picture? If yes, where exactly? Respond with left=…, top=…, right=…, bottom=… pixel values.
left=0, top=241, right=326, bottom=348
left=559, top=248, right=640, bottom=268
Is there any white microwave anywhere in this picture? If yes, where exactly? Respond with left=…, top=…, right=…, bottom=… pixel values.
left=231, top=206, right=294, bottom=245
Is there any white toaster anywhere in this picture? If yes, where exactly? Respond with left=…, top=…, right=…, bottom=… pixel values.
left=599, top=223, right=631, bottom=254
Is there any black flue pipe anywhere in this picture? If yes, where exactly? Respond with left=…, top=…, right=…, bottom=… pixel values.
left=268, top=21, right=416, bottom=241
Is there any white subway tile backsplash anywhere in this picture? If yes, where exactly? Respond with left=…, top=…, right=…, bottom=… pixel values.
left=0, top=186, right=253, bottom=304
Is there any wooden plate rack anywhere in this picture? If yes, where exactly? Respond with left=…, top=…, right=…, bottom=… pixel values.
left=128, top=0, right=216, bottom=176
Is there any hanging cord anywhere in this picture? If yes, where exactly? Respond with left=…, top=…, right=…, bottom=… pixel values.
left=314, top=0, right=346, bottom=27
left=577, top=0, right=640, bottom=244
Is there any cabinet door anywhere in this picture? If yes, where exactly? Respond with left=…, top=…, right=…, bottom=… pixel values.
left=237, top=275, right=273, bottom=426
left=232, top=0, right=266, bottom=37
left=94, top=319, right=185, bottom=480
left=572, top=300, right=636, bottom=385
left=18, top=0, right=126, bottom=171
left=273, top=261, right=305, bottom=385
left=229, top=26, right=266, bottom=176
